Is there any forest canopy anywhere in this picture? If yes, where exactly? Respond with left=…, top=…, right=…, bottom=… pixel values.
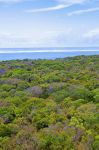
left=0, top=55, right=99, bottom=150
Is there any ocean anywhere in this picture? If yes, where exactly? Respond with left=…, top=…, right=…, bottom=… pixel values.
left=0, top=47, right=99, bottom=60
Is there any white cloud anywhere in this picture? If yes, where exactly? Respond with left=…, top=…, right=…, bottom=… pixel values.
left=68, top=7, right=99, bottom=16
left=26, top=0, right=87, bottom=13
left=26, top=4, right=70, bottom=13
left=0, top=28, right=73, bottom=47
left=0, top=0, right=87, bottom=13
left=56, top=0, right=86, bottom=4
left=84, top=28, right=99, bottom=38
left=0, top=32, right=37, bottom=47
left=0, top=0, right=87, bottom=3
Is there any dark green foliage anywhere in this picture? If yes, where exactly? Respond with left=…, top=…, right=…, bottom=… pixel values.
left=0, top=125, right=14, bottom=137
left=0, top=55, right=99, bottom=150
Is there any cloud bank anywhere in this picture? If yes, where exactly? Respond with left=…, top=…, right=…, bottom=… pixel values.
left=84, top=28, right=99, bottom=38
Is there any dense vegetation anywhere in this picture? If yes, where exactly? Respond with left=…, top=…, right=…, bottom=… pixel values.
left=0, top=55, right=99, bottom=150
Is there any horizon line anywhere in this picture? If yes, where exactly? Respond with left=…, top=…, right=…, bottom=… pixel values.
left=0, top=50, right=99, bottom=54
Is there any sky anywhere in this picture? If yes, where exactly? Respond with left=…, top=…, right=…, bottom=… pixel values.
left=0, top=0, right=99, bottom=48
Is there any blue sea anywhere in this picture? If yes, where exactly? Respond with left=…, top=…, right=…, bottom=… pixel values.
left=0, top=47, right=99, bottom=60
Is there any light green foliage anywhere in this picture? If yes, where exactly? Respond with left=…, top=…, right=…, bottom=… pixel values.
left=0, top=55, right=99, bottom=150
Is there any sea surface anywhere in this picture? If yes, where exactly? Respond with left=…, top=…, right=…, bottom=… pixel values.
left=0, top=47, right=99, bottom=60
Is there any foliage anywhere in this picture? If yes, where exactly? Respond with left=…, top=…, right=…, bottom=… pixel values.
left=0, top=55, right=99, bottom=150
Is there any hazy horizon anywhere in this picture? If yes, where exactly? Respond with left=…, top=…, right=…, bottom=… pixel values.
left=0, top=47, right=99, bottom=53
left=0, top=47, right=99, bottom=60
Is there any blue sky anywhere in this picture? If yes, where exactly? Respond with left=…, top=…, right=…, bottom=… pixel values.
left=0, top=0, right=99, bottom=47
